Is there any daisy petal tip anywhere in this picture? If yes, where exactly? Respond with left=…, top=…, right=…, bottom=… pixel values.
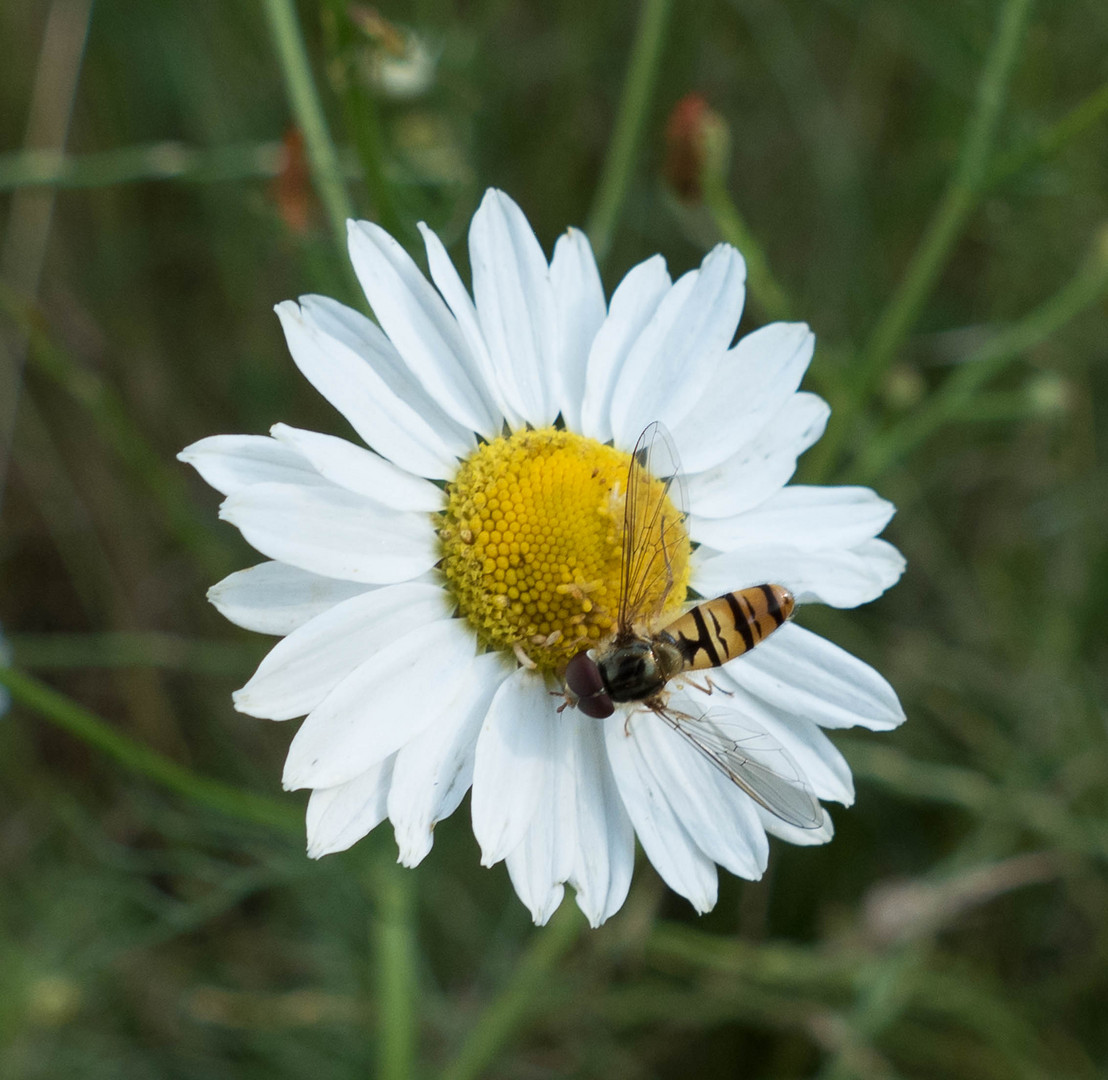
left=273, top=298, right=301, bottom=322
left=395, top=828, right=433, bottom=869
left=691, top=895, right=718, bottom=917
left=716, top=241, right=747, bottom=277
left=525, top=885, right=565, bottom=927
left=573, top=894, right=608, bottom=930
left=281, top=760, right=312, bottom=792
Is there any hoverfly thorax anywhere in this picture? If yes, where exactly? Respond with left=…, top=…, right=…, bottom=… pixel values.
left=598, top=636, right=684, bottom=703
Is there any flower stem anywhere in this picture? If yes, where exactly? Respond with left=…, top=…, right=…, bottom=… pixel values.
left=440, top=902, right=583, bottom=1080
left=5, top=296, right=233, bottom=580
left=369, top=857, right=418, bottom=1080
left=985, top=77, right=1108, bottom=191
left=262, top=0, right=355, bottom=250
left=320, top=0, right=403, bottom=240
left=701, top=172, right=793, bottom=322
left=0, top=140, right=296, bottom=191
left=0, top=665, right=301, bottom=835
left=586, top=0, right=673, bottom=264
left=9, top=631, right=264, bottom=675
left=858, top=0, right=1034, bottom=391
left=850, top=227, right=1108, bottom=483
left=808, top=0, right=1033, bottom=481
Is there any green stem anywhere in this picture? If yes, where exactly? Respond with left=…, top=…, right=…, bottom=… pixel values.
left=842, top=738, right=1108, bottom=862
left=9, top=631, right=264, bottom=675
left=0, top=141, right=285, bottom=191
left=859, top=0, right=1033, bottom=389
left=0, top=665, right=301, bottom=835
left=321, top=0, right=403, bottom=239
left=585, top=0, right=673, bottom=264
left=985, top=78, right=1108, bottom=191
left=701, top=172, right=793, bottom=321
left=809, top=0, right=1033, bottom=481
left=370, top=858, right=418, bottom=1080
left=440, top=902, right=583, bottom=1080
left=262, top=0, right=355, bottom=250
left=3, top=293, right=233, bottom=581
left=851, top=231, right=1108, bottom=482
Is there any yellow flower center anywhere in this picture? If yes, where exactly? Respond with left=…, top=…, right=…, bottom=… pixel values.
left=439, top=427, right=690, bottom=673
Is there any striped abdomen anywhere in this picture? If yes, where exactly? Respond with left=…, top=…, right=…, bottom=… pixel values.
left=661, top=585, right=795, bottom=671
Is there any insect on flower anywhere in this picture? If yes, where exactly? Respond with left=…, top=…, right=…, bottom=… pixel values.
left=564, top=422, right=824, bottom=830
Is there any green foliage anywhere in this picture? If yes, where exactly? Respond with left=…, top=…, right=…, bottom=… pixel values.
left=1, top=0, right=1107, bottom=1076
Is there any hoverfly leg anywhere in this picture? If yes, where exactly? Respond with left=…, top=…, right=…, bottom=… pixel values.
left=706, top=675, right=732, bottom=697
left=683, top=674, right=732, bottom=698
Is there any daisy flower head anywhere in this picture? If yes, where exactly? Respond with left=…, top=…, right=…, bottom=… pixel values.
left=180, top=189, right=905, bottom=927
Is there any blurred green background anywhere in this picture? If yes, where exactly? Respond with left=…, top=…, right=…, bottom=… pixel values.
left=2, top=0, right=1107, bottom=1077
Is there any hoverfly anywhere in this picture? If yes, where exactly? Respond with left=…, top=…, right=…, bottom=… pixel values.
left=563, top=422, right=823, bottom=830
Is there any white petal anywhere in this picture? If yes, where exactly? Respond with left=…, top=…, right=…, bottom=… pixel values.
left=418, top=222, right=511, bottom=426
left=219, top=481, right=437, bottom=585
left=685, top=392, right=829, bottom=519
left=469, top=189, right=559, bottom=427
left=627, top=706, right=768, bottom=880
left=604, top=718, right=718, bottom=913
left=306, top=757, right=394, bottom=857
left=277, top=298, right=468, bottom=479
left=207, top=562, right=373, bottom=635
left=347, top=219, right=499, bottom=437
left=179, top=435, right=324, bottom=496
left=759, top=806, right=835, bottom=846
left=388, top=652, right=511, bottom=867
left=689, top=485, right=895, bottom=554
left=270, top=424, right=443, bottom=511
left=232, top=582, right=451, bottom=720
left=504, top=715, right=578, bottom=925
left=718, top=622, right=905, bottom=731
left=693, top=538, right=906, bottom=608
left=567, top=715, right=635, bottom=927
left=283, top=618, right=478, bottom=789
left=470, top=668, right=557, bottom=867
left=669, top=323, right=814, bottom=473
left=580, top=255, right=671, bottom=443
left=549, top=227, right=606, bottom=432
left=610, top=245, right=747, bottom=449
left=507, top=856, right=565, bottom=926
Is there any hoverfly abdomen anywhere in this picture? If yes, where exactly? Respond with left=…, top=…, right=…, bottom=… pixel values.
left=662, top=585, right=795, bottom=672
left=564, top=651, right=615, bottom=718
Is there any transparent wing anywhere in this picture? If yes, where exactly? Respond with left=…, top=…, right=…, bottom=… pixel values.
left=618, top=422, right=690, bottom=634
left=651, top=705, right=825, bottom=829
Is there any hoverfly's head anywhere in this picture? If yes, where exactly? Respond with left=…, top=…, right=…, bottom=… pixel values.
left=564, top=650, right=615, bottom=719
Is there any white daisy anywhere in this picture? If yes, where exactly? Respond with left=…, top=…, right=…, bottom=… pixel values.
left=180, top=189, right=905, bottom=927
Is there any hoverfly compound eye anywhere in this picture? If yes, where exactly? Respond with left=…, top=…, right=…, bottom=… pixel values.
left=565, top=650, right=615, bottom=719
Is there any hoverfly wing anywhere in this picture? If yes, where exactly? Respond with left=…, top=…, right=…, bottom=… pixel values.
left=618, top=422, right=690, bottom=634
left=653, top=706, right=825, bottom=830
